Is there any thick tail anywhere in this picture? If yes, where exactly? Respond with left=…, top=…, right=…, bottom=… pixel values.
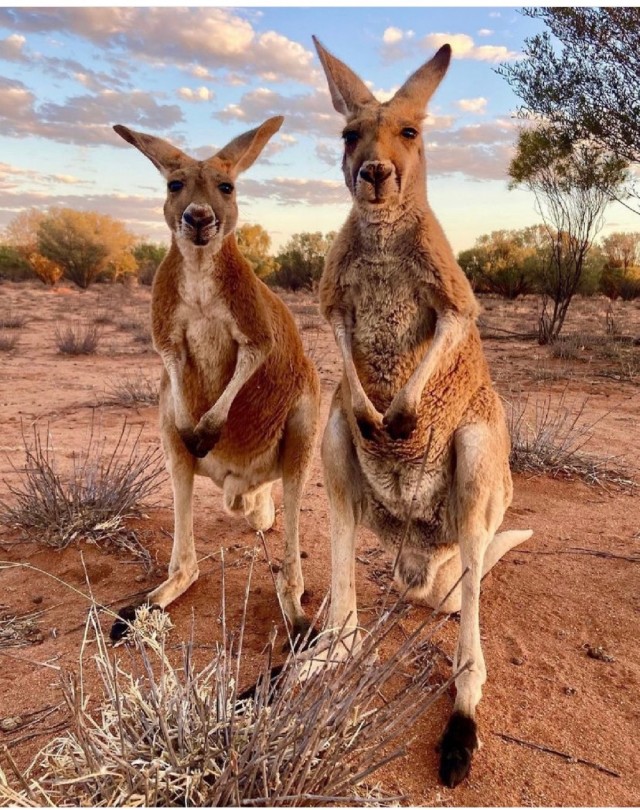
left=482, top=528, right=532, bottom=577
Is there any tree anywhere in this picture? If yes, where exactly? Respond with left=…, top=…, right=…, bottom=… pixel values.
left=37, top=209, right=136, bottom=289
left=457, top=226, right=549, bottom=299
left=2, top=208, right=62, bottom=284
left=236, top=223, right=276, bottom=279
left=601, top=232, right=640, bottom=271
left=509, top=126, right=628, bottom=343
left=498, top=9, right=640, bottom=175
left=3, top=208, right=45, bottom=255
left=271, top=232, right=335, bottom=291
left=133, top=242, right=167, bottom=285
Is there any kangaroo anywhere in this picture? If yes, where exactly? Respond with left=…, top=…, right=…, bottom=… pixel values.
left=312, top=38, right=532, bottom=787
left=111, top=118, right=320, bottom=645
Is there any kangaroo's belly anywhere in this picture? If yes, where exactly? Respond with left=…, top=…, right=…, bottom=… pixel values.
left=358, top=441, right=456, bottom=550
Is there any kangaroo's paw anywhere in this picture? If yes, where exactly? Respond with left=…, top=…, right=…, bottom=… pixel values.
left=438, top=710, right=478, bottom=788
left=110, top=603, right=163, bottom=643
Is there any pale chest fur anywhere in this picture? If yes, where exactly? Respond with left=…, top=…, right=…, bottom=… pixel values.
left=344, top=254, right=436, bottom=406
left=175, top=261, right=243, bottom=397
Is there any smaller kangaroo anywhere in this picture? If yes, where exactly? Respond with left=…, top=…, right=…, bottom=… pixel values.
left=312, top=38, right=532, bottom=788
left=111, top=118, right=320, bottom=644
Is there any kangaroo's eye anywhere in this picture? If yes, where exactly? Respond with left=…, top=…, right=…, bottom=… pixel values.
left=401, top=127, right=418, bottom=140
left=218, top=182, right=234, bottom=195
left=167, top=180, right=184, bottom=192
left=342, top=130, right=359, bottom=146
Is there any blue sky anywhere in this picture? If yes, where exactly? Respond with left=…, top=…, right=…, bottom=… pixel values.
left=0, top=6, right=636, bottom=254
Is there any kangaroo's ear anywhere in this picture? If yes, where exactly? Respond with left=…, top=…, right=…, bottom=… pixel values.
left=313, top=36, right=376, bottom=116
left=113, top=125, right=191, bottom=177
left=212, top=116, right=284, bottom=177
left=391, top=44, right=452, bottom=109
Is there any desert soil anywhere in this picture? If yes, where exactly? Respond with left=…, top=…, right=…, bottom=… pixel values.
left=0, top=280, right=639, bottom=806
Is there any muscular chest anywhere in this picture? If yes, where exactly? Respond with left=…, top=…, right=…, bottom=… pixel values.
left=176, top=270, right=240, bottom=384
left=346, top=257, right=435, bottom=350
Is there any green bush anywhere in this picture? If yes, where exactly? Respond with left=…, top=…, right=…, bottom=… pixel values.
left=0, top=245, right=34, bottom=282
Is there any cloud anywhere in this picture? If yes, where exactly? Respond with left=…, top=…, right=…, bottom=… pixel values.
left=425, top=117, right=519, bottom=180
left=381, top=27, right=520, bottom=64
left=456, top=97, right=488, bottom=114
left=0, top=78, right=183, bottom=146
left=315, top=140, right=341, bottom=167
left=178, top=86, right=215, bottom=102
left=241, top=177, right=348, bottom=206
left=428, top=143, right=515, bottom=181
left=0, top=33, right=27, bottom=61
left=422, top=33, right=520, bottom=63
left=214, top=86, right=342, bottom=138
left=477, top=28, right=494, bottom=37
left=0, top=8, right=319, bottom=86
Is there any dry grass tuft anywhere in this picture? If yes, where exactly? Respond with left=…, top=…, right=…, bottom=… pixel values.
left=0, top=331, right=19, bottom=352
left=0, top=421, right=166, bottom=566
left=0, top=569, right=458, bottom=807
left=102, top=371, right=159, bottom=407
left=118, top=318, right=145, bottom=333
left=507, top=391, right=635, bottom=488
left=0, top=608, right=44, bottom=649
left=0, top=310, right=27, bottom=329
left=55, top=322, right=101, bottom=355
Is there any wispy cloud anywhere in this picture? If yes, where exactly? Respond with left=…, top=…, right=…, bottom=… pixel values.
left=178, top=86, right=215, bottom=103
left=380, top=27, right=520, bottom=64
left=0, top=78, right=183, bottom=146
left=214, top=86, right=341, bottom=138
left=456, top=97, right=488, bottom=114
left=0, top=8, right=320, bottom=86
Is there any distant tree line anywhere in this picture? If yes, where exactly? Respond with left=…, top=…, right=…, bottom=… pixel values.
left=0, top=207, right=335, bottom=294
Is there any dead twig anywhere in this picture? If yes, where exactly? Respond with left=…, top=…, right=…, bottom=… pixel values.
left=514, top=547, right=639, bottom=563
left=494, top=732, right=621, bottom=778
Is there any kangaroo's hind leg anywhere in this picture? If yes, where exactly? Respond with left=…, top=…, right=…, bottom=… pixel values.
left=276, top=383, right=320, bottom=645
left=438, top=420, right=519, bottom=788
left=111, top=418, right=199, bottom=640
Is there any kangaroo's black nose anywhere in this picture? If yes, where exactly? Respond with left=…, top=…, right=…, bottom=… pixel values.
left=359, top=163, right=393, bottom=185
left=183, top=211, right=214, bottom=229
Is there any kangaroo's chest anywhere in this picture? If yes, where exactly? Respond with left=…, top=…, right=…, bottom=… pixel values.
left=344, top=256, right=436, bottom=399
left=177, top=272, right=239, bottom=398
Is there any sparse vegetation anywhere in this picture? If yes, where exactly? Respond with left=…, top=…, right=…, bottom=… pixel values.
left=0, top=310, right=27, bottom=329
left=507, top=391, right=635, bottom=487
left=0, top=583, right=456, bottom=807
left=0, top=422, right=165, bottom=565
left=103, top=372, right=159, bottom=407
left=55, top=322, right=101, bottom=355
left=0, top=331, right=19, bottom=352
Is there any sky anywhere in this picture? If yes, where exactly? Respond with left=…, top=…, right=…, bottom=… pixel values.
left=0, top=4, right=637, bottom=255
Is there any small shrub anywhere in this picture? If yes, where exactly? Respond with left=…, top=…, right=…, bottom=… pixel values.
left=507, top=391, right=634, bottom=487
left=118, top=318, right=145, bottom=332
left=0, top=421, right=166, bottom=565
left=92, top=309, right=115, bottom=326
left=550, top=333, right=585, bottom=361
left=55, top=322, right=101, bottom=355
left=133, top=330, right=153, bottom=346
left=0, top=310, right=27, bottom=329
left=0, top=582, right=457, bottom=807
left=0, top=245, right=33, bottom=282
left=103, top=372, right=159, bottom=407
left=0, top=331, right=19, bottom=352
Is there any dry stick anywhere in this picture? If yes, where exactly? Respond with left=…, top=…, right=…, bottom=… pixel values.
left=5, top=722, right=69, bottom=750
left=0, top=651, right=62, bottom=671
left=514, top=547, right=639, bottom=563
left=494, top=732, right=621, bottom=778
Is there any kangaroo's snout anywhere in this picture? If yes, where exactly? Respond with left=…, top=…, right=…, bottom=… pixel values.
left=359, top=162, right=393, bottom=186
left=181, top=204, right=218, bottom=246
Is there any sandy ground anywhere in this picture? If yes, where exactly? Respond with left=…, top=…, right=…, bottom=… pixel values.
left=0, top=280, right=639, bottom=806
